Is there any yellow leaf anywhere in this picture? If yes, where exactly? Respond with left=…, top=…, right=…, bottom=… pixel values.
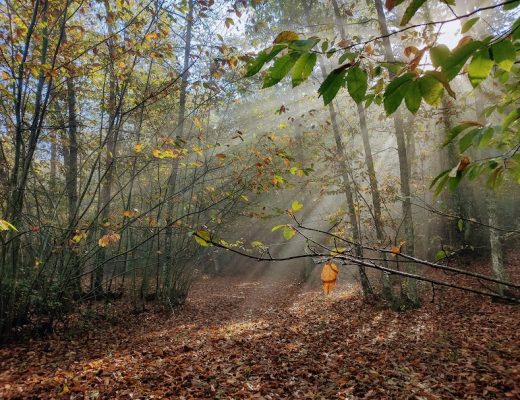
left=0, top=219, right=17, bottom=231
left=153, top=148, right=162, bottom=158
left=193, top=145, right=203, bottom=157
left=193, top=116, right=203, bottom=130
left=291, top=200, right=303, bottom=213
left=321, top=262, right=339, bottom=294
left=273, top=31, right=299, bottom=43
left=145, top=32, right=159, bottom=41
left=134, top=143, right=143, bottom=153
left=194, top=229, right=211, bottom=247
left=1, top=71, right=9, bottom=80
left=162, top=149, right=176, bottom=158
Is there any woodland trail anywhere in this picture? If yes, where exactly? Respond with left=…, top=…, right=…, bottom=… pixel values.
left=1, top=267, right=519, bottom=400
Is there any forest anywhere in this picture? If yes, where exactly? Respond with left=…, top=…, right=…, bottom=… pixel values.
left=0, top=0, right=519, bottom=398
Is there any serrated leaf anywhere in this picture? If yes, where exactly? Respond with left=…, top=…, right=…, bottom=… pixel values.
left=318, top=65, right=349, bottom=105
left=383, top=72, right=414, bottom=114
left=491, top=40, right=515, bottom=71
left=442, top=40, right=482, bottom=80
left=273, top=31, right=299, bottom=43
left=291, top=52, right=317, bottom=87
left=245, top=45, right=285, bottom=77
left=418, top=75, right=443, bottom=106
left=404, top=79, right=421, bottom=113
left=429, top=45, right=451, bottom=68
left=400, top=0, right=427, bottom=25
left=461, top=17, right=479, bottom=34
left=346, top=66, right=367, bottom=103
left=263, top=52, right=301, bottom=88
left=468, top=50, right=493, bottom=87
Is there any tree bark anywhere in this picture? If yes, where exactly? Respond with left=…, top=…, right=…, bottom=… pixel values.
left=374, top=0, right=418, bottom=305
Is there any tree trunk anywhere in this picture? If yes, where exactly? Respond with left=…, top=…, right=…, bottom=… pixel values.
left=374, top=0, right=418, bottom=305
left=163, top=0, right=194, bottom=297
left=330, top=0, right=391, bottom=299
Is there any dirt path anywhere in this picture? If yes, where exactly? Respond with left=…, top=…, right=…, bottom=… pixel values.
left=1, top=273, right=519, bottom=399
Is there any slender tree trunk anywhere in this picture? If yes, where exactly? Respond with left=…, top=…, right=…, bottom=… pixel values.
left=94, top=0, right=119, bottom=296
left=374, top=0, right=418, bottom=305
left=330, top=0, right=391, bottom=298
left=163, top=0, right=194, bottom=297
left=475, top=95, right=508, bottom=295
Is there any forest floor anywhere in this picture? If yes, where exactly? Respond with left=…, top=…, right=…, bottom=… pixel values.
left=1, top=258, right=520, bottom=399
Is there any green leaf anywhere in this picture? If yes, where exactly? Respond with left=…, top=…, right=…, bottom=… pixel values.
left=271, top=224, right=286, bottom=232
left=458, top=128, right=480, bottom=152
left=263, top=52, right=301, bottom=88
left=291, top=52, right=317, bottom=87
left=435, top=250, right=448, bottom=261
left=383, top=72, right=414, bottom=114
left=444, top=122, right=482, bottom=145
left=400, top=0, right=427, bottom=25
left=404, top=79, right=421, bottom=113
left=442, top=40, right=482, bottom=80
left=512, top=17, right=520, bottom=41
left=318, top=66, right=348, bottom=105
left=424, top=71, right=456, bottom=98
left=245, top=44, right=285, bottom=77
left=418, top=75, right=443, bottom=106
left=491, top=40, right=515, bottom=71
left=457, top=219, right=464, bottom=232
left=504, top=0, right=520, bottom=10
left=289, top=38, right=320, bottom=52
left=502, top=108, right=520, bottom=129
left=194, top=230, right=211, bottom=247
left=430, top=169, right=450, bottom=190
left=429, top=45, right=450, bottom=68
left=291, top=200, right=303, bottom=212
left=467, top=50, right=493, bottom=87
left=478, top=127, right=494, bottom=148
left=461, top=17, right=479, bottom=34
left=346, top=66, right=367, bottom=103
left=283, top=226, right=296, bottom=240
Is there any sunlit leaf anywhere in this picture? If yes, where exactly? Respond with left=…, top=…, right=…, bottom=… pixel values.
left=98, top=231, right=121, bottom=247
left=491, top=40, right=515, bottom=71
left=263, top=52, right=301, bottom=88
left=273, top=31, right=299, bottom=43
left=245, top=44, right=285, bottom=77
left=194, top=229, right=211, bottom=247
left=461, top=17, right=479, bottom=34
left=291, top=199, right=303, bottom=212
left=468, top=50, right=493, bottom=87
left=400, top=0, right=427, bottom=26
left=282, top=226, right=296, bottom=240
left=291, top=52, right=317, bottom=87
left=321, top=262, right=339, bottom=294
left=0, top=219, right=18, bottom=232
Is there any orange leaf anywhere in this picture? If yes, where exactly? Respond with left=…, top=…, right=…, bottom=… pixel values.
left=321, top=262, right=339, bottom=294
